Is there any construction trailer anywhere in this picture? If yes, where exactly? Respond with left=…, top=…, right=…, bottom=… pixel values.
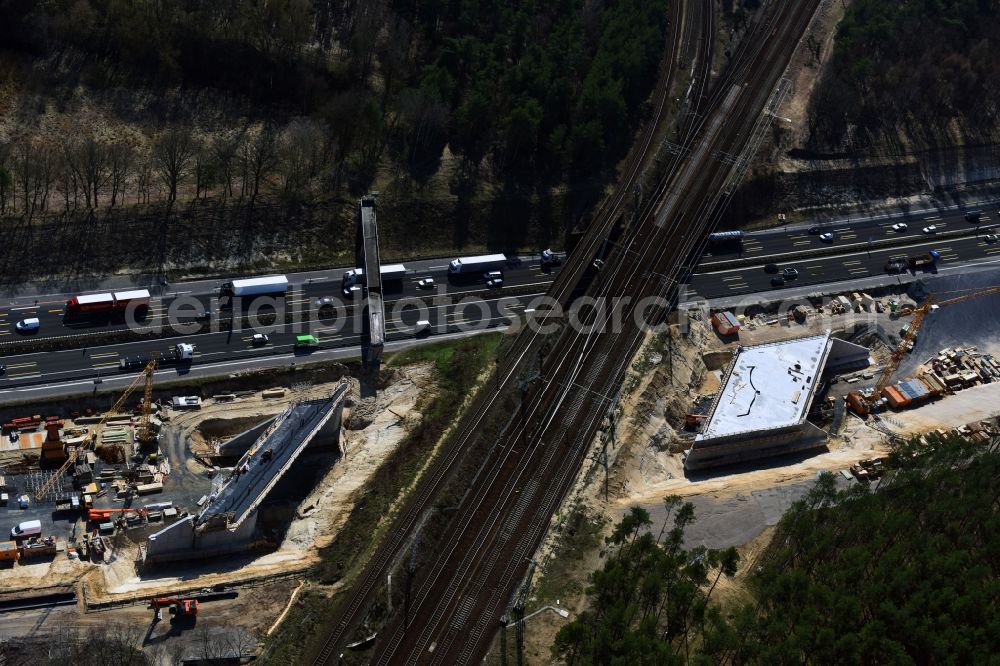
left=710, top=311, right=741, bottom=336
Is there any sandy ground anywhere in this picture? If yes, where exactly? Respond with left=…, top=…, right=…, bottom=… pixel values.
left=517, top=289, right=1000, bottom=662
left=881, top=382, right=1000, bottom=435
left=517, top=310, right=898, bottom=663
left=0, top=365, right=431, bottom=616
left=0, top=578, right=295, bottom=663
left=87, top=365, right=432, bottom=601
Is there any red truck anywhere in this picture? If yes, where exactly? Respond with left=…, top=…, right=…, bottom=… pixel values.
left=66, top=289, right=150, bottom=314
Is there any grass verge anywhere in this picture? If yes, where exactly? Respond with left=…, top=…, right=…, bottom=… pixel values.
left=532, top=502, right=606, bottom=606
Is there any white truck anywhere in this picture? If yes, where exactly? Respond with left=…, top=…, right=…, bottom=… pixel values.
left=342, top=264, right=407, bottom=294
left=448, top=254, right=507, bottom=275
left=219, top=275, right=289, bottom=297
left=119, top=343, right=195, bottom=371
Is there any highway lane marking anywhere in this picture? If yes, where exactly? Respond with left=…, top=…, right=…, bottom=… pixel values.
left=6, top=372, right=41, bottom=379
left=806, top=265, right=823, bottom=269
left=792, top=241, right=811, bottom=246
left=90, top=352, right=119, bottom=359
left=744, top=247, right=763, bottom=252
left=840, top=233, right=857, bottom=240
left=941, top=254, right=959, bottom=260
left=924, top=215, right=941, bottom=221
left=429, top=265, right=448, bottom=270
left=5, top=362, right=37, bottom=369
left=848, top=268, right=868, bottom=274
left=48, top=309, right=63, bottom=314
left=91, top=361, right=120, bottom=368
left=721, top=276, right=743, bottom=281
left=843, top=260, right=862, bottom=265
left=9, top=306, right=38, bottom=311
left=0, top=292, right=545, bottom=364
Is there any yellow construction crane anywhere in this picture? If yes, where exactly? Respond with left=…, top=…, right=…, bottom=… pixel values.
left=847, top=286, right=1000, bottom=415
left=33, top=358, right=157, bottom=501
left=136, top=356, right=159, bottom=444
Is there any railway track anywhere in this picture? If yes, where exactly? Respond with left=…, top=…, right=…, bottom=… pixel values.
left=304, top=0, right=828, bottom=662
left=363, top=1, right=823, bottom=664
left=304, top=3, right=697, bottom=663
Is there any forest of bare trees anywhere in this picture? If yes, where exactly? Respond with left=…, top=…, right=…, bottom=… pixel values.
left=0, top=0, right=670, bottom=261
left=0, top=119, right=334, bottom=221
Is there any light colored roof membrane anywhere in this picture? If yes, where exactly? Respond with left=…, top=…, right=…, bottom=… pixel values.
left=700, top=334, right=829, bottom=439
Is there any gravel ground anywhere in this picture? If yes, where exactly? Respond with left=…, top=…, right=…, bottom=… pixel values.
left=635, top=475, right=853, bottom=550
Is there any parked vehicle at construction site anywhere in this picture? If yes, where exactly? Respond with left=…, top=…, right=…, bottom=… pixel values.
left=10, top=519, right=41, bottom=539
left=119, top=343, right=195, bottom=371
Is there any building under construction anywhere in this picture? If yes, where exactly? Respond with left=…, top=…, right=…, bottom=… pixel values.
left=144, top=384, right=348, bottom=565
left=685, top=333, right=870, bottom=471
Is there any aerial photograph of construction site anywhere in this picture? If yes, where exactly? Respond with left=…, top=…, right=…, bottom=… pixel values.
left=0, top=1, right=997, bottom=664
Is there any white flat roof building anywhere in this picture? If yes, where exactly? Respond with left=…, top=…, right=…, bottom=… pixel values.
left=700, top=334, right=828, bottom=440
left=686, top=332, right=870, bottom=471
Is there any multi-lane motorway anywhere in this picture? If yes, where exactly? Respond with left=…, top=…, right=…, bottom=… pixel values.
left=703, top=204, right=997, bottom=260
left=1, top=203, right=998, bottom=395
left=691, top=218, right=1000, bottom=297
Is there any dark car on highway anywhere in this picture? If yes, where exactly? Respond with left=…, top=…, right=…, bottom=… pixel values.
left=764, top=263, right=779, bottom=273
left=771, top=276, right=786, bottom=287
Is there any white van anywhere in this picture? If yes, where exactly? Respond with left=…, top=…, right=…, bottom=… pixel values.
left=11, top=519, right=42, bottom=539
left=15, top=318, right=40, bottom=332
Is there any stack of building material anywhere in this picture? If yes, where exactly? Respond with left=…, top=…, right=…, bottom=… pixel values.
left=882, top=378, right=934, bottom=409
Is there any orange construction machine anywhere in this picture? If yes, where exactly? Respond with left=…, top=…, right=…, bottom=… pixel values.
left=87, top=507, right=148, bottom=522
left=150, top=597, right=199, bottom=620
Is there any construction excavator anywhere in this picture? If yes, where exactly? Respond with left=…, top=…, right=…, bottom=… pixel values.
left=33, top=357, right=157, bottom=501
left=847, top=286, right=1000, bottom=415
left=150, top=596, right=200, bottom=621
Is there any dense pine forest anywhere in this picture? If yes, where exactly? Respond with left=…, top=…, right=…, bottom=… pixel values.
left=808, top=0, right=1000, bottom=150
left=554, top=438, right=1000, bottom=664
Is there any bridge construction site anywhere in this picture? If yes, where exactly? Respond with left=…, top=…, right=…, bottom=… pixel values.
left=3, top=0, right=1000, bottom=663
